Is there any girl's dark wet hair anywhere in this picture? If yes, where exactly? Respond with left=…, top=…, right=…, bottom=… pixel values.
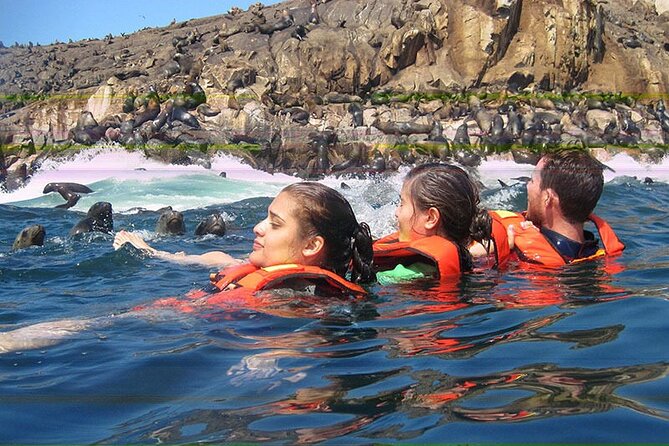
left=282, top=182, right=375, bottom=283
left=404, top=163, right=493, bottom=271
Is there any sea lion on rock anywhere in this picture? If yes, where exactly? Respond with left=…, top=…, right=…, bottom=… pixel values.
left=512, top=149, right=542, bottom=165
left=331, top=143, right=363, bottom=172
left=70, top=202, right=113, bottom=236
left=324, top=92, right=362, bottom=104
left=429, top=120, right=447, bottom=142
left=76, top=111, right=98, bottom=130
left=309, top=130, right=336, bottom=174
left=453, top=149, right=481, bottom=167
left=256, top=9, right=294, bottom=34
left=505, top=110, right=523, bottom=138
left=372, top=119, right=433, bottom=135
left=71, top=112, right=107, bottom=145
left=473, top=108, right=493, bottom=134
left=282, top=107, right=310, bottom=125
left=348, top=102, right=363, bottom=127
left=152, top=100, right=172, bottom=130
left=619, top=110, right=641, bottom=138
left=196, top=103, right=220, bottom=117
left=12, top=224, right=46, bottom=250
left=195, top=213, right=226, bottom=236
left=490, top=114, right=505, bottom=138
left=43, top=182, right=93, bottom=209
left=133, top=96, right=161, bottom=128
left=72, top=127, right=107, bottom=145
left=156, top=207, right=185, bottom=235
left=369, top=152, right=386, bottom=173
left=453, top=122, right=471, bottom=146
left=602, top=120, right=620, bottom=144
left=180, top=82, right=207, bottom=110
left=291, top=25, right=309, bottom=40
left=171, top=106, right=200, bottom=128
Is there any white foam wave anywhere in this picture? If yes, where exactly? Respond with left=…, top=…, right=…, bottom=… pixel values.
left=2, top=146, right=667, bottom=214
left=0, top=146, right=297, bottom=207
left=476, top=153, right=669, bottom=186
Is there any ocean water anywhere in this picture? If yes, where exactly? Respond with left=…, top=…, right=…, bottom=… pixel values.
left=1, top=148, right=668, bottom=443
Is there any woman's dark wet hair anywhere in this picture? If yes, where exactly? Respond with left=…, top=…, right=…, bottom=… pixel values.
left=282, top=182, right=375, bottom=283
left=404, top=163, right=493, bottom=271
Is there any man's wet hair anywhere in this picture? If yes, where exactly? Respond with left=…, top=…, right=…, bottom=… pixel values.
left=540, top=149, right=604, bottom=223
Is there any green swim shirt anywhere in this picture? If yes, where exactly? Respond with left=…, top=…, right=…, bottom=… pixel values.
left=376, top=262, right=437, bottom=285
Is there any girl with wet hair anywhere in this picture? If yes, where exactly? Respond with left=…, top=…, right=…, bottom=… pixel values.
left=0, top=183, right=375, bottom=355
left=114, top=181, right=375, bottom=289
left=373, top=163, right=508, bottom=284
left=280, top=182, right=375, bottom=283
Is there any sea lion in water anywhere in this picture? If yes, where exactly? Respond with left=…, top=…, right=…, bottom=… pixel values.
left=70, top=202, right=114, bottom=236
left=43, top=182, right=94, bottom=209
left=12, top=224, right=46, bottom=250
left=156, top=207, right=186, bottom=235
left=195, top=213, right=226, bottom=236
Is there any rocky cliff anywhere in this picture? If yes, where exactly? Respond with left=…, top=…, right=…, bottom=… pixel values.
left=1, top=0, right=669, bottom=189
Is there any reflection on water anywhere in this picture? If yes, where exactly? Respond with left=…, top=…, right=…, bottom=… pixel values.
left=96, top=263, right=667, bottom=444
left=2, top=179, right=669, bottom=444
left=112, top=360, right=668, bottom=444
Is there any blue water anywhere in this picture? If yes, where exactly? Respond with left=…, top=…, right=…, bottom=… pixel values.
left=1, top=155, right=668, bottom=443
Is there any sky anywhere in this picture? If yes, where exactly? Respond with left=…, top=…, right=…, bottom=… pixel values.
left=0, top=0, right=279, bottom=46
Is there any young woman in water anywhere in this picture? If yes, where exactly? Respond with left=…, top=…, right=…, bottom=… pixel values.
left=373, top=163, right=511, bottom=284
left=0, top=182, right=375, bottom=353
left=115, top=181, right=375, bottom=293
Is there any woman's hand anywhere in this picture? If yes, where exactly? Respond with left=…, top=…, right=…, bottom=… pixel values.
left=113, top=230, right=157, bottom=255
left=113, top=230, right=240, bottom=268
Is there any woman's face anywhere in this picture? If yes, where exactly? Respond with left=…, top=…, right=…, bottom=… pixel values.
left=395, top=181, right=432, bottom=242
left=249, top=191, right=309, bottom=267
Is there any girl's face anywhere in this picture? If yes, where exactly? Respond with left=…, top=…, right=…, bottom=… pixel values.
left=395, top=181, right=434, bottom=242
left=249, top=191, right=309, bottom=267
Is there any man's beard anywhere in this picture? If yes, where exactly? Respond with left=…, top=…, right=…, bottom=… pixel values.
left=526, top=201, right=543, bottom=227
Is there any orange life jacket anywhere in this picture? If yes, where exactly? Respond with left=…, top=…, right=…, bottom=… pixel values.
left=490, top=211, right=625, bottom=267
left=209, top=262, right=367, bottom=297
left=373, top=233, right=461, bottom=278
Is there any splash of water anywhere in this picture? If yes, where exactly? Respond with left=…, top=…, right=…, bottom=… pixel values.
left=2, top=147, right=667, bottom=215
left=0, top=145, right=297, bottom=211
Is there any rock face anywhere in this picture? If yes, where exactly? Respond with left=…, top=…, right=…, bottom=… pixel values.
left=1, top=0, right=668, bottom=187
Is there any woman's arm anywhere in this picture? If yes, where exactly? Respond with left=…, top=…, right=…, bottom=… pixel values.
left=113, top=230, right=242, bottom=268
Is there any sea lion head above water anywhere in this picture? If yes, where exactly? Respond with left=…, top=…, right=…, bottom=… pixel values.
left=156, top=207, right=186, bottom=235
left=194, top=213, right=226, bottom=236
left=69, top=202, right=114, bottom=236
left=12, top=224, right=46, bottom=250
